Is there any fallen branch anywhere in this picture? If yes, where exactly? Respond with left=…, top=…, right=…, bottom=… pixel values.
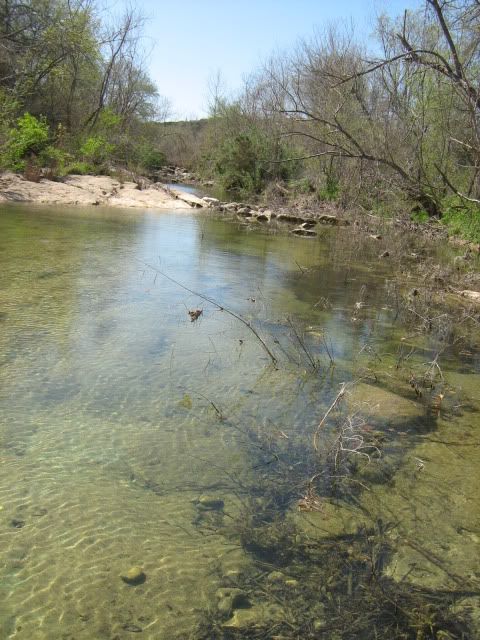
left=137, top=259, right=278, bottom=367
left=313, top=382, right=348, bottom=451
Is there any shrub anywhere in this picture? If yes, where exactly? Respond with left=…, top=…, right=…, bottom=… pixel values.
left=441, top=197, right=480, bottom=242
left=213, top=130, right=298, bottom=198
left=63, top=161, right=95, bottom=175
left=289, top=177, right=315, bottom=194
left=136, top=143, right=166, bottom=172
left=318, top=173, right=340, bottom=201
left=38, top=145, right=70, bottom=177
left=3, top=113, right=50, bottom=170
left=79, top=135, right=115, bottom=166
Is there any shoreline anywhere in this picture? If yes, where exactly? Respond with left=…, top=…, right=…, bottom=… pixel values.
left=2, top=171, right=479, bottom=258
left=0, top=172, right=206, bottom=211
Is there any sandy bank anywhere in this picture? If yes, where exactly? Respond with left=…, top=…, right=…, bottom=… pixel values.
left=0, top=172, right=206, bottom=210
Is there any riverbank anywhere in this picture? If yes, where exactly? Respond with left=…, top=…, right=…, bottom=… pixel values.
left=0, top=172, right=206, bottom=210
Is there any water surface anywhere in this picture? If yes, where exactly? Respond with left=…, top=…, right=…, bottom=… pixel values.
left=0, top=204, right=478, bottom=639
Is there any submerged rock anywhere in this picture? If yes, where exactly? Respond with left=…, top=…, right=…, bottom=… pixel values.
left=216, top=587, right=251, bottom=615
left=291, top=500, right=363, bottom=539
left=266, top=570, right=286, bottom=583
left=223, top=603, right=284, bottom=630
left=121, top=566, right=146, bottom=585
left=292, top=227, right=317, bottom=237
left=196, top=495, right=225, bottom=511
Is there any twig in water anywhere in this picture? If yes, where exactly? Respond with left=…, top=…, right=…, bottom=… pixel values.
left=313, top=382, right=348, bottom=451
left=321, top=333, right=336, bottom=366
left=182, top=387, right=225, bottom=420
left=288, top=316, right=318, bottom=371
left=136, top=259, right=277, bottom=367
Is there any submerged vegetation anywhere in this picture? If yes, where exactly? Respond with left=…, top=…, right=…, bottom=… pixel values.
left=1, top=2, right=480, bottom=638
left=0, top=197, right=479, bottom=637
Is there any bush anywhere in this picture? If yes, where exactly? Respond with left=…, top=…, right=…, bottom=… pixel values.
left=213, top=130, right=298, bottom=198
left=79, top=135, right=115, bottom=166
left=441, top=197, right=480, bottom=242
left=318, top=173, right=340, bottom=201
left=38, top=145, right=70, bottom=177
left=289, top=177, right=315, bottom=194
left=2, top=113, right=50, bottom=170
left=63, top=161, right=95, bottom=175
left=136, top=143, right=166, bottom=172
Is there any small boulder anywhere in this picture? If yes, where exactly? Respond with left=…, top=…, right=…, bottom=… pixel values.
left=266, top=570, right=286, bottom=583
left=216, top=588, right=251, bottom=615
left=196, top=495, right=225, bottom=511
left=317, top=214, right=350, bottom=226
left=121, top=566, right=146, bottom=586
left=292, top=228, right=317, bottom=237
left=277, top=213, right=306, bottom=224
left=202, top=196, right=220, bottom=206
left=461, top=290, right=480, bottom=303
left=223, top=603, right=284, bottom=630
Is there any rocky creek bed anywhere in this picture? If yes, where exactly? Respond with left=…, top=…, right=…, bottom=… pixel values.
left=0, top=196, right=479, bottom=639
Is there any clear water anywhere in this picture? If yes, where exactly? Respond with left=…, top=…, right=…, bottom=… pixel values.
left=0, top=203, right=478, bottom=639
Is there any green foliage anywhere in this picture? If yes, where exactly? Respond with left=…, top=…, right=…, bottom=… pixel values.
left=213, top=129, right=298, bottom=198
left=318, top=173, right=340, bottom=201
left=289, top=177, right=315, bottom=194
left=63, top=161, right=95, bottom=175
left=38, top=145, right=70, bottom=175
left=0, top=90, right=19, bottom=140
left=410, top=209, right=430, bottom=223
left=2, top=113, right=50, bottom=170
left=79, top=135, right=114, bottom=166
left=135, top=143, right=166, bottom=172
left=441, top=197, right=480, bottom=242
left=97, top=108, right=122, bottom=131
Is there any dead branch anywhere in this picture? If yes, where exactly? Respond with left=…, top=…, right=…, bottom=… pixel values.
left=137, top=259, right=278, bottom=367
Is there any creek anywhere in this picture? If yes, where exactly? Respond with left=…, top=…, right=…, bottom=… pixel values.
left=0, top=203, right=478, bottom=639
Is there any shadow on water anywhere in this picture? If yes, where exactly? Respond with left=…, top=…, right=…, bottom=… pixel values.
left=0, top=204, right=478, bottom=639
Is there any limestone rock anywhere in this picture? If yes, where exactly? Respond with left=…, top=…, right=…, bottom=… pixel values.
left=216, top=588, right=251, bottom=615
left=223, top=603, right=284, bottom=630
left=292, top=227, right=317, bottom=237
left=196, top=495, right=225, bottom=511
left=121, top=566, right=146, bottom=585
left=317, top=214, right=350, bottom=226
left=461, top=290, right=480, bottom=303
left=202, top=196, right=220, bottom=206
left=266, top=570, right=286, bottom=583
left=277, top=213, right=306, bottom=224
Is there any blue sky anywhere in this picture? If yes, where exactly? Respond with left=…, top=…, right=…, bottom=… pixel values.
left=138, top=0, right=424, bottom=119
